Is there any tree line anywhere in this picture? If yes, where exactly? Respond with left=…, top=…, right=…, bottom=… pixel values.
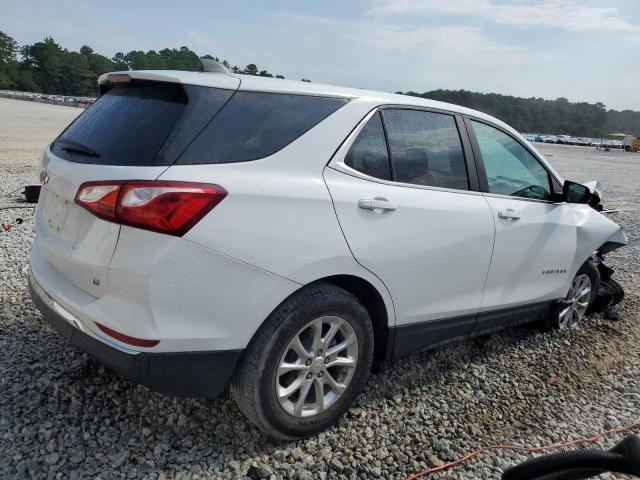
left=0, top=30, right=287, bottom=97
left=1, top=30, right=638, bottom=137
left=402, top=89, right=640, bottom=138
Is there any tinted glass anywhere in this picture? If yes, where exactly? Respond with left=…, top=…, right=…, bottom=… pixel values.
left=344, top=112, right=391, bottom=180
left=178, top=91, right=347, bottom=164
left=472, top=121, right=552, bottom=201
left=382, top=109, right=469, bottom=190
left=153, top=86, right=235, bottom=165
left=52, top=83, right=191, bottom=166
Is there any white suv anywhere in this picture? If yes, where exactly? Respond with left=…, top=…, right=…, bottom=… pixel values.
left=29, top=67, right=626, bottom=439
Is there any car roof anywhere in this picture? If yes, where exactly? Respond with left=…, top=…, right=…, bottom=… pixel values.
left=98, top=69, right=496, bottom=122
left=97, top=69, right=564, bottom=183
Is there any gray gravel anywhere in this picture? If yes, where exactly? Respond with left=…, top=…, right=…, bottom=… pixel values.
left=1, top=144, right=639, bottom=480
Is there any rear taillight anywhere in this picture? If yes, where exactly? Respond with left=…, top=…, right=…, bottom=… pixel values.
left=75, top=180, right=227, bottom=236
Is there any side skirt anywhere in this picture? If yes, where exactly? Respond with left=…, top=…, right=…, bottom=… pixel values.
left=391, top=300, right=557, bottom=358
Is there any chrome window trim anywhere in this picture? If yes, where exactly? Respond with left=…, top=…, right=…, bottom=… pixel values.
left=481, top=191, right=559, bottom=205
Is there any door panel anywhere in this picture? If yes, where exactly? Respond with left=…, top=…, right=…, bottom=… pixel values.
left=324, top=167, right=495, bottom=327
left=481, top=197, right=576, bottom=310
left=467, top=119, right=578, bottom=311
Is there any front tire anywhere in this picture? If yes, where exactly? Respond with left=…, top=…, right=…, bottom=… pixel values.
left=230, top=283, right=374, bottom=440
left=550, top=261, right=600, bottom=330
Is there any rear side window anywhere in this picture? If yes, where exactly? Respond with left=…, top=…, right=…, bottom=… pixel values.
left=51, top=83, right=196, bottom=166
left=344, top=112, right=391, bottom=180
left=382, top=109, right=469, bottom=190
left=178, top=91, right=347, bottom=164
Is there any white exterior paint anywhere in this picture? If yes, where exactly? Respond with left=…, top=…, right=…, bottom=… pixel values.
left=31, top=71, right=626, bottom=358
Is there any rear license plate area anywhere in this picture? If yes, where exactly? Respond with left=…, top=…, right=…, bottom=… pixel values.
left=42, top=189, right=71, bottom=234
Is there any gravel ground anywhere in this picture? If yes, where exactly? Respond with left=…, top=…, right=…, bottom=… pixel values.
left=0, top=102, right=639, bottom=479
left=0, top=97, right=80, bottom=166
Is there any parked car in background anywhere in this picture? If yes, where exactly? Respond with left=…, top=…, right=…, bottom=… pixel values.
left=29, top=67, right=627, bottom=439
left=544, top=135, right=558, bottom=143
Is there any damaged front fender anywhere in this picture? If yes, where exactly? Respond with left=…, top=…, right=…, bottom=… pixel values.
left=570, top=205, right=627, bottom=277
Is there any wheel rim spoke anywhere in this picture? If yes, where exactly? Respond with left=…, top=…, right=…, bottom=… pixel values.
left=326, top=356, right=356, bottom=369
left=310, top=320, right=323, bottom=354
left=322, top=318, right=342, bottom=349
left=277, top=361, right=307, bottom=376
left=291, top=335, right=312, bottom=360
left=293, top=378, right=313, bottom=416
left=577, top=287, right=591, bottom=300
left=278, top=374, right=304, bottom=399
left=324, top=371, right=346, bottom=395
left=327, top=333, right=356, bottom=357
left=313, top=379, right=325, bottom=411
left=276, top=315, right=358, bottom=418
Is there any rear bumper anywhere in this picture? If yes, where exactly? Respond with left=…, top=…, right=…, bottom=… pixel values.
left=29, top=278, right=242, bottom=398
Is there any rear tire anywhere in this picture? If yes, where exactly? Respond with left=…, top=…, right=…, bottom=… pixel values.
left=230, top=283, right=374, bottom=440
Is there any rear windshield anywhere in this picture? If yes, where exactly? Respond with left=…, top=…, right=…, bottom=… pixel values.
left=177, top=91, right=347, bottom=164
left=51, top=83, right=233, bottom=166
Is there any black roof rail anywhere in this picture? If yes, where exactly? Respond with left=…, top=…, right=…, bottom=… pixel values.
left=197, top=57, right=231, bottom=74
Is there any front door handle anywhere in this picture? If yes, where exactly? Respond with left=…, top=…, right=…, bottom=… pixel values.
left=358, top=198, right=397, bottom=212
left=497, top=208, right=521, bottom=220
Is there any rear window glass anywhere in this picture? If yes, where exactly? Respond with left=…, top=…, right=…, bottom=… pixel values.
left=344, top=112, right=391, bottom=180
left=177, top=91, right=347, bottom=164
left=382, top=109, right=469, bottom=190
left=51, top=83, right=233, bottom=166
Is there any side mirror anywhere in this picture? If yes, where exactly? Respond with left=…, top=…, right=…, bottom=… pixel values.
left=562, top=180, right=592, bottom=204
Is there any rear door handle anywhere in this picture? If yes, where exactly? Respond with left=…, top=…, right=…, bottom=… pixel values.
left=358, top=198, right=397, bottom=212
left=497, top=208, right=521, bottom=220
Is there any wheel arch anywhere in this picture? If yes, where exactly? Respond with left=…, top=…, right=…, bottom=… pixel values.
left=308, top=274, right=394, bottom=362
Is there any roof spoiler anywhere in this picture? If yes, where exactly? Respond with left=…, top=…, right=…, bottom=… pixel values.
left=197, top=57, right=231, bottom=74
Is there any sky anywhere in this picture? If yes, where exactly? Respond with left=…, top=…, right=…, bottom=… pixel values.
left=2, top=0, right=640, bottom=110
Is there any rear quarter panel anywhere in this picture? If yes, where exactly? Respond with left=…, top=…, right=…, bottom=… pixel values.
left=158, top=98, right=396, bottom=326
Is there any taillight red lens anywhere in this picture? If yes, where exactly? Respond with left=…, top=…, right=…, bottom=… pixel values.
left=75, top=180, right=227, bottom=236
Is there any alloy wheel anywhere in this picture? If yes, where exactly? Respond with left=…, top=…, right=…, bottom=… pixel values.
left=558, top=274, right=592, bottom=329
left=276, top=316, right=358, bottom=418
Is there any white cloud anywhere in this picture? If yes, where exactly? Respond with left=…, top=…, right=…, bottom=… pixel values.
left=254, top=13, right=568, bottom=100
left=275, top=13, right=561, bottom=67
left=370, top=0, right=640, bottom=32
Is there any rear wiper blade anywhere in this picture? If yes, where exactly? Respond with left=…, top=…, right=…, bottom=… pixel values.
left=54, top=138, right=100, bottom=157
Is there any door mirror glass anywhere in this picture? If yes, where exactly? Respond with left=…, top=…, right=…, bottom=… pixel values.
left=563, top=181, right=591, bottom=203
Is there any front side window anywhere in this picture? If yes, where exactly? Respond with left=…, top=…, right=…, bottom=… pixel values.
left=344, top=112, right=391, bottom=180
left=382, top=109, right=469, bottom=190
left=472, top=121, right=552, bottom=201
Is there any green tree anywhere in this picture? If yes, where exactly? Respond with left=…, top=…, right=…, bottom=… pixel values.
left=0, top=31, right=18, bottom=64
left=61, top=51, right=93, bottom=95
left=243, top=64, right=258, bottom=76
left=112, top=52, right=128, bottom=70
left=21, top=37, right=66, bottom=93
